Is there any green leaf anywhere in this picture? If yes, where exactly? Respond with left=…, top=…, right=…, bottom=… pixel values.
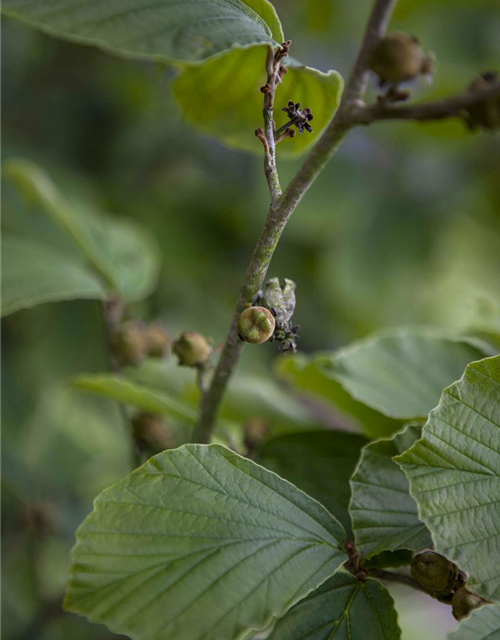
left=268, top=573, right=401, bottom=640
left=449, top=604, right=500, bottom=640
left=327, top=328, right=488, bottom=419
left=173, top=45, right=343, bottom=156
left=2, top=2, right=342, bottom=156
left=276, top=354, right=402, bottom=438
left=4, top=159, right=160, bottom=302
left=257, top=430, right=367, bottom=537
left=396, top=356, right=500, bottom=600
left=74, top=374, right=197, bottom=424
left=362, top=549, right=414, bottom=569
left=349, top=425, right=432, bottom=560
left=1, top=0, right=282, bottom=65
left=64, top=444, right=347, bottom=640
left=1, top=235, right=107, bottom=316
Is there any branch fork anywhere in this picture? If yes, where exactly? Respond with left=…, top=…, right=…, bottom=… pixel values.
left=195, top=0, right=500, bottom=444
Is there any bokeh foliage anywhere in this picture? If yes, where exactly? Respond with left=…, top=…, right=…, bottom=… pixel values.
left=2, top=0, right=500, bottom=638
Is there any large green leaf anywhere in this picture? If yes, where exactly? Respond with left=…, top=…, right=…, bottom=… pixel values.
left=2, top=2, right=342, bottom=156
left=73, top=374, right=197, bottom=424
left=327, top=328, right=488, bottom=420
left=173, top=45, right=343, bottom=156
left=64, top=444, right=347, bottom=640
left=276, top=354, right=402, bottom=438
left=449, top=605, right=500, bottom=640
left=349, top=425, right=432, bottom=560
left=1, top=235, right=107, bottom=316
left=1, top=0, right=282, bottom=65
left=257, top=430, right=367, bottom=537
left=4, top=159, right=160, bottom=303
left=268, top=573, right=401, bottom=640
left=396, top=356, right=500, bottom=600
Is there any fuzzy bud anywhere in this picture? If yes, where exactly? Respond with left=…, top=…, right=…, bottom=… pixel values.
left=369, top=32, right=426, bottom=84
left=411, top=550, right=460, bottom=599
left=111, top=321, right=149, bottom=366
left=244, top=418, right=270, bottom=453
left=132, top=412, right=176, bottom=454
left=145, top=323, right=170, bottom=358
left=172, top=332, right=212, bottom=367
left=238, top=306, right=276, bottom=344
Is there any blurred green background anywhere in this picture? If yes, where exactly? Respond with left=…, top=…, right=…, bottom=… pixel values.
left=2, top=0, right=500, bottom=638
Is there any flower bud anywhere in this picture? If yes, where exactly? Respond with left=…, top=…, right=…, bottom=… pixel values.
left=111, top=321, right=149, bottom=366
left=244, top=418, right=270, bottom=453
left=369, top=32, right=425, bottom=84
left=410, top=550, right=459, bottom=598
left=172, top=332, right=212, bottom=367
left=145, top=323, right=170, bottom=358
left=466, top=72, right=500, bottom=131
left=238, top=306, right=276, bottom=344
left=132, top=412, right=176, bottom=455
left=452, top=586, right=485, bottom=621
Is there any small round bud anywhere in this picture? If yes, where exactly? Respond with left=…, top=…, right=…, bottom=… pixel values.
left=145, top=323, right=170, bottom=358
left=172, top=332, right=212, bottom=367
left=369, top=32, right=424, bottom=84
left=244, top=418, right=270, bottom=453
left=238, top=306, right=276, bottom=344
left=132, top=412, right=176, bottom=455
left=111, top=321, right=148, bottom=366
left=411, top=550, right=459, bottom=598
left=452, top=587, right=485, bottom=621
left=466, top=72, right=500, bottom=131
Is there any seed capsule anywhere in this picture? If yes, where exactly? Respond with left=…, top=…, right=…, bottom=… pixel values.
left=238, top=306, right=275, bottom=344
left=369, top=32, right=425, bottom=84
left=411, top=550, right=460, bottom=599
left=172, top=332, right=212, bottom=367
left=111, top=321, right=149, bottom=366
left=145, top=323, right=170, bottom=358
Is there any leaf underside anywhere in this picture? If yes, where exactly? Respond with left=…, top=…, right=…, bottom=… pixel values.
left=1, top=235, right=107, bottom=316
left=397, top=356, right=500, bottom=600
left=257, top=430, right=367, bottom=538
left=269, top=573, right=401, bottom=640
left=2, top=0, right=343, bottom=156
left=350, top=425, right=432, bottom=559
left=328, top=328, right=488, bottom=419
left=449, top=604, right=500, bottom=640
left=65, top=444, right=347, bottom=640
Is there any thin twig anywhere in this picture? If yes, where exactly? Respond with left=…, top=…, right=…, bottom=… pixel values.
left=194, top=0, right=398, bottom=443
left=368, top=568, right=430, bottom=595
left=255, top=41, right=290, bottom=204
left=349, top=83, right=500, bottom=125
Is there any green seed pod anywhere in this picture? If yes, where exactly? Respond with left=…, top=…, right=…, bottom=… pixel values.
left=145, top=323, right=170, bottom=358
left=238, top=306, right=276, bottom=344
left=411, top=550, right=459, bottom=598
left=466, top=72, right=500, bottom=131
left=172, top=332, right=212, bottom=367
left=111, top=321, right=149, bottom=366
left=369, top=32, right=424, bottom=84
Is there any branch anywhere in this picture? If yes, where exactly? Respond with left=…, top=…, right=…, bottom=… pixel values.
left=255, top=42, right=291, bottom=204
left=193, top=0, right=398, bottom=444
left=349, top=83, right=500, bottom=125
left=368, top=568, right=430, bottom=595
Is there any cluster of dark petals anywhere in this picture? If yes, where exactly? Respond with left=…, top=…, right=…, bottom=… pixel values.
left=281, top=100, right=314, bottom=133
